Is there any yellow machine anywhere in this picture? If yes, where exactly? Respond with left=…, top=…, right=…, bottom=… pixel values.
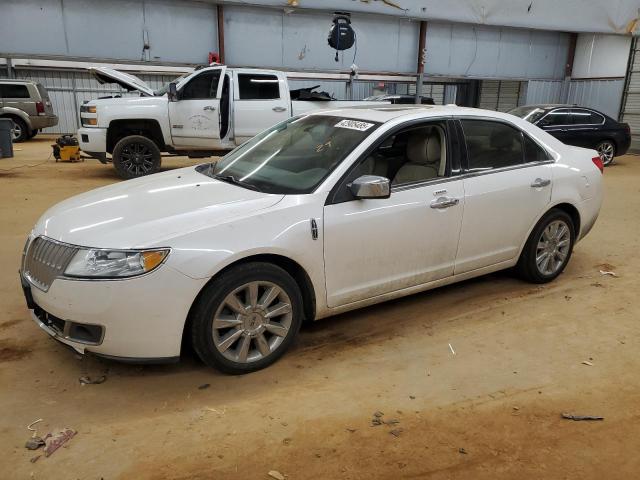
left=52, top=135, right=83, bottom=162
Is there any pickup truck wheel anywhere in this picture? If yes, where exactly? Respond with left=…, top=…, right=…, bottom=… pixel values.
left=190, top=262, right=303, bottom=374
left=112, top=135, right=161, bottom=179
left=10, top=118, right=28, bottom=142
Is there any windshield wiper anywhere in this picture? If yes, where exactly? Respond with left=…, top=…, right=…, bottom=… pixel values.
left=213, top=174, right=261, bottom=192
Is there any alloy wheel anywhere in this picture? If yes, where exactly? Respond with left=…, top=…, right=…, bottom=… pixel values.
left=11, top=121, right=22, bottom=141
left=597, top=141, right=615, bottom=166
left=120, top=142, right=155, bottom=176
left=212, top=281, right=293, bottom=364
left=535, top=220, right=571, bottom=276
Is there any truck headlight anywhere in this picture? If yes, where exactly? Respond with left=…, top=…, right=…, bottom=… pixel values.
left=64, top=248, right=169, bottom=278
left=81, top=117, right=98, bottom=127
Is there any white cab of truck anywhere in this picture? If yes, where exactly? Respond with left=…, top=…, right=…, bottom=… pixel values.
left=78, top=65, right=388, bottom=179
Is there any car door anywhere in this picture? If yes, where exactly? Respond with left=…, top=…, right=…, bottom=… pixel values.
left=455, top=119, right=553, bottom=274
left=233, top=72, right=290, bottom=143
left=537, top=108, right=574, bottom=145
left=323, top=120, right=464, bottom=308
left=565, top=108, right=604, bottom=149
left=168, top=67, right=225, bottom=148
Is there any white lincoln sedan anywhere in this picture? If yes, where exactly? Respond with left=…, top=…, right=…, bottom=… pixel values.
left=20, top=106, right=603, bottom=373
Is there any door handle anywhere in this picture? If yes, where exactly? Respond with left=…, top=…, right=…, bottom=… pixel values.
left=203, top=105, right=216, bottom=111
left=531, top=178, right=551, bottom=188
left=430, top=197, right=459, bottom=209
left=272, top=106, right=287, bottom=112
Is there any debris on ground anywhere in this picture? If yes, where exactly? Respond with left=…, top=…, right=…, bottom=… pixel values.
left=198, top=383, right=210, bottom=390
left=373, top=411, right=384, bottom=418
left=25, top=437, right=45, bottom=450
left=459, top=447, right=468, bottom=454
left=43, top=428, right=77, bottom=457
left=590, top=282, right=604, bottom=288
left=409, top=395, right=416, bottom=400
left=449, top=343, right=456, bottom=355
left=268, top=470, right=286, bottom=480
left=79, top=375, right=107, bottom=385
left=346, top=428, right=357, bottom=433
left=582, top=360, right=594, bottom=366
left=599, top=270, right=619, bottom=278
left=30, top=455, right=41, bottom=463
left=389, top=428, right=403, bottom=437
left=561, top=413, right=604, bottom=421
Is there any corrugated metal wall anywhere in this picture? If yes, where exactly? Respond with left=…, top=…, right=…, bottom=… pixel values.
left=621, top=39, right=640, bottom=152
left=479, top=80, right=527, bottom=112
left=567, top=79, right=625, bottom=119
left=11, top=68, right=178, bottom=134
left=526, top=80, right=564, bottom=104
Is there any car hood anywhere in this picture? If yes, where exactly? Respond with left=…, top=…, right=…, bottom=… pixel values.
left=34, top=166, right=284, bottom=249
left=89, top=67, right=157, bottom=96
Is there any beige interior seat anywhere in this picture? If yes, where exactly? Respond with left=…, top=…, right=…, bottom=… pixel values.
left=393, top=127, right=444, bottom=185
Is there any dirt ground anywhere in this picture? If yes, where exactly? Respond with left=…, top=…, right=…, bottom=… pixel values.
left=1, top=135, right=639, bottom=479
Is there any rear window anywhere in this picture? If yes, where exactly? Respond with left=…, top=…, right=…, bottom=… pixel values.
left=36, top=83, right=50, bottom=100
left=1, top=84, right=30, bottom=99
left=238, top=74, right=280, bottom=100
left=571, top=109, right=604, bottom=125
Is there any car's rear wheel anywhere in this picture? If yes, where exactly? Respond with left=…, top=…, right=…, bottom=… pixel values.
left=517, top=209, right=575, bottom=283
left=596, top=140, right=615, bottom=166
left=190, top=262, right=303, bottom=374
left=112, top=135, right=161, bottom=179
left=10, top=117, right=28, bottom=142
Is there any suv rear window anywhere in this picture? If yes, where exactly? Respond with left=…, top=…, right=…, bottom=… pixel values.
left=1, top=84, right=30, bottom=99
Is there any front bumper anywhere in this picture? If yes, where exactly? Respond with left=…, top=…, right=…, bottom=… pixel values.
left=77, top=127, right=107, bottom=156
left=21, top=264, right=207, bottom=361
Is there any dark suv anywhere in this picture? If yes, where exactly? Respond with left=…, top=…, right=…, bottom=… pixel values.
left=509, top=104, right=631, bottom=166
left=0, top=80, right=58, bottom=142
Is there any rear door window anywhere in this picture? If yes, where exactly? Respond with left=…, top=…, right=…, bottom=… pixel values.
left=524, top=135, right=551, bottom=163
left=461, top=120, right=524, bottom=171
left=238, top=74, right=280, bottom=100
left=0, top=84, right=30, bottom=99
left=571, top=109, right=604, bottom=125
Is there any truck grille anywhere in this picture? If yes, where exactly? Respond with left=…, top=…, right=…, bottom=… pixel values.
left=23, top=237, right=78, bottom=292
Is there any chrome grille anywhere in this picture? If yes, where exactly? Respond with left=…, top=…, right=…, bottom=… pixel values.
left=23, top=237, right=78, bottom=292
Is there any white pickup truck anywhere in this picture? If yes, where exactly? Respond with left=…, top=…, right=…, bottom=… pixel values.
left=78, top=65, right=388, bottom=179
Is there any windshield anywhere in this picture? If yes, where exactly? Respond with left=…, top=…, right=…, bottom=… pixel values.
left=509, top=106, right=547, bottom=124
left=198, top=115, right=380, bottom=194
left=154, top=73, right=190, bottom=96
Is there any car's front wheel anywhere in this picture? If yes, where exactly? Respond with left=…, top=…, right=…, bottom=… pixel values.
left=112, top=135, right=161, bottom=179
left=190, top=262, right=303, bottom=374
left=596, top=140, right=616, bottom=166
left=517, top=209, right=575, bottom=283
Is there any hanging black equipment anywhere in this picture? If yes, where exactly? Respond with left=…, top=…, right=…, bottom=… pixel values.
left=327, top=15, right=355, bottom=62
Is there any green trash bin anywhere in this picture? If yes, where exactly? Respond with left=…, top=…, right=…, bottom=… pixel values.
left=0, top=118, right=14, bottom=158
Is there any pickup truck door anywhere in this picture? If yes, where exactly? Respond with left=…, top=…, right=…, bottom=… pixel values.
left=169, top=67, right=226, bottom=148
left=232, top=71, right=290, bottom=143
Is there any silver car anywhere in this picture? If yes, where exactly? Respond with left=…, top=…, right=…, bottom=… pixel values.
left=0, top=80, right=58, bottom=142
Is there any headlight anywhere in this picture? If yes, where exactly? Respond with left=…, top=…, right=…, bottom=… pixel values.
left=81, top=117, right=98, bottom=127
left=64, top=248, right=169, bottom=279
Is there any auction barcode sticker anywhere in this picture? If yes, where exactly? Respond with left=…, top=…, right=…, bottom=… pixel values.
left=334, top=119, right=375, bottom=131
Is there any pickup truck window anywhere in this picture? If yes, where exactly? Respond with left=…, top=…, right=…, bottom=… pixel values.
left=198, top=115, right=380, bottom=194
left=238, top=74, right=280, bottom=100
left=181, top=70, right=221, bottom=100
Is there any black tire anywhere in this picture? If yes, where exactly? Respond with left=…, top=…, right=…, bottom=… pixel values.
left=596, top=139, right=616, bottom=166
left=10, top=117, right=28, bottom=142
left=191, top=262, right=303, bottom=374
left=516, top=209, right=575, bottom=284
left=27, top=129, right=38, bottom=139
left=112, top=135, right=161, bottom=179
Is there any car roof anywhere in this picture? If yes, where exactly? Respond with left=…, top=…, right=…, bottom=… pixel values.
left=307, top=105, right=518, bottom=124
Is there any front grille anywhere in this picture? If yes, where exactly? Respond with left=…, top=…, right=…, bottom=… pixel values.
left=23, top=237, right=78, bottom=292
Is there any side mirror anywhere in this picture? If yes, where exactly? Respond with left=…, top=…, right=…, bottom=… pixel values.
left=348, top=175, right=390, bottom=199
left=168, top=82, right=178, bottom=102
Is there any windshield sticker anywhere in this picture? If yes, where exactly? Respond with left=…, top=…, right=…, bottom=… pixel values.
left=334, top=119, right=374, bottom=131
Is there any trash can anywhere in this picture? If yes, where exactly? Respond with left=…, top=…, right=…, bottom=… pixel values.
left=0, top=118, right=14, bottom=158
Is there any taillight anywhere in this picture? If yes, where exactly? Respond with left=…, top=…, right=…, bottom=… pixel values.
left=35, top=101, right=45, bottom=115
left=592, top=156, right=604, bottom=174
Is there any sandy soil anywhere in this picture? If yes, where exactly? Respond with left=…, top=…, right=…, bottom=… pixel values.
left=1, top=136, right=639, bottom=480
